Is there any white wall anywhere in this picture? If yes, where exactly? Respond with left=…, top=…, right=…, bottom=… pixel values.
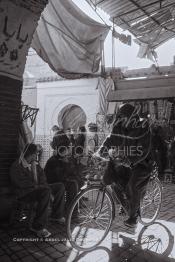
left=36, top=77, right=99, bottom=136
left=22, top=87, right=37, bottom=108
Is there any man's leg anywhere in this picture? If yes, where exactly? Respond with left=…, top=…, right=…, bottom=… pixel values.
left=20, top=186, right=51, bottom=230
left=103, top=161, right=115, bottom=185
left=112, top=165, right=131, bottom=189
left=125, top=165, right=150, bottom=226
left=65, top=179, right=78, bottom=210
left=112, top=166, right=131, bottom=214
left=50, top=183, right=65, bottom=219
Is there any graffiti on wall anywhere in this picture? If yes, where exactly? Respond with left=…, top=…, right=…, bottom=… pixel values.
left=0, top=0, right=47, bottom=80
left=8, top=0, right=48, bottom=15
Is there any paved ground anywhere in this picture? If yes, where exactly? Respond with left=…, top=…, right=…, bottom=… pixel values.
left=0, top=182, right=175, bottom=262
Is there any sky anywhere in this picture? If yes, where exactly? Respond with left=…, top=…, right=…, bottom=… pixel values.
left=73, top=0, right=175, bottom=69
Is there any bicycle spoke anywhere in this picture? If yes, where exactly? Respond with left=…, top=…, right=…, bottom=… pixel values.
left=78, top=213, right=89, bottom=219
left=97, top=213, right=110, bottom=220
left=93, top=218, right=107, bottom=230
left=78, top=219, right=91, bottom=227
left=93, top=202, right=108, bottom=214
left=140, top=178, right=161, bottom=225
left=67, top=186, right=113, bottom=250
left=79, top=199, right=92, bottom=213
left=77, top=208, right=90, bottom=218
left=96, top=218, right=109, bottom=227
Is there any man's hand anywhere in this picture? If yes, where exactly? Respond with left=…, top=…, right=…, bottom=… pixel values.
left=108, top=149, right=115, bottom=159
left=92, top=152, right=109, bottom=162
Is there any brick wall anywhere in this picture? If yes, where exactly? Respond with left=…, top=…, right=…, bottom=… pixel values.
left=0, top=76, right=22, bottom=188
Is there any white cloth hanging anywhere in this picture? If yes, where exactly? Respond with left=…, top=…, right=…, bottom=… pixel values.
left=97, top=76, right=115, bottom=115
left=32, top=0, right=110, bottom=78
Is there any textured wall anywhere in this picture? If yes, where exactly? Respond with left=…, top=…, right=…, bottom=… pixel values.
left=0, top=0, right=48, bottom=191
left=0, top=76, right=22, bottom=187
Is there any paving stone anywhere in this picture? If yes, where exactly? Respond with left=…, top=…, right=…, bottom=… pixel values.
left=0, top=232, right=9, bottom=238
left=53, top=243, right=68, bottom=251
left=32, top=250, right=46, bottom=259
left=1, top=248, right=12, bottom=256
left=21, top=256, right=37, bottom=262
left=27, top=246, right=41, bottom=253
left=9, top=254, right=19, bottom=261
left=56, top=243, right=70, bottom=253
left=9, top=244, right=24, bottom=252
left=0, top=236, right=11, bottom=242
left=50, top=251, right=64, bottom=259
left=55, top=257, right=67, bottom=262
left=0, top=255, right=13, bottom=262
left=0, top=250, right=5, bottom=256
left=38, top=242, right=51, bottom=248
left=6, top=241, right=19, bottom=247
left=21, top=242, right=36, bottom=248
left=44, top=246, right=57, bottom=254
left=15, top=250, right=30, bottom=258
left=38, top=256, right=53, bottom=262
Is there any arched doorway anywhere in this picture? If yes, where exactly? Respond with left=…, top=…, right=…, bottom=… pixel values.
left=58, top=104, right=86, bottom=131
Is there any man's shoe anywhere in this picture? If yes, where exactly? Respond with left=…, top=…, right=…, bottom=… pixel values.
left=50, top=216, right=65, bottom=224
left=124, top=217, right=138, bottom=228
left=30, top=228, right=51, bottom=238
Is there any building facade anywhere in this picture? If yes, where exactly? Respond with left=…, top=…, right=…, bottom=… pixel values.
left=22, top=50, right=99, bottom=165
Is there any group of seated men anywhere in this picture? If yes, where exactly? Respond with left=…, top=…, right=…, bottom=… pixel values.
left=10, top=102, right=162, bottom=236
left=10, top=132, right=81, bottom=238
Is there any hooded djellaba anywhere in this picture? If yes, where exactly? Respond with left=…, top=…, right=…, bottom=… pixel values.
left=98, top=103, right=153, bottom=170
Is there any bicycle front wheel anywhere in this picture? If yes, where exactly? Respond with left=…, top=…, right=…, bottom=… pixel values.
left=139, top=177, right=162, bottom=226
left=66, top=185, right=114, bottom=251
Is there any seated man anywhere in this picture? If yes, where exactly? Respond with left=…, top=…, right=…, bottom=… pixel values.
left=50, top=125, right=66, bottom=150
left=10, top=143, right=65, bottom=238
left=45, top=133, right=80, bottom=211
left=94, top=103, right=153, bottom=228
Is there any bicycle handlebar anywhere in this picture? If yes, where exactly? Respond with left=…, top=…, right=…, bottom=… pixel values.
left=92, top=153, right=110, bottom=163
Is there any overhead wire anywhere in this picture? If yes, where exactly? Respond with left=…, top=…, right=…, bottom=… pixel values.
left=85, top=0, right=112, bottom=31
left=84, top=0, right=113, bottom=74
left=112, top=19, right=116, bottom=71
left=85, top=0, right=118, bottom=72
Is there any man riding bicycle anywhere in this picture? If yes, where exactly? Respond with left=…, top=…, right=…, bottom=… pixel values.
left=94, top=103, right=153, bottom=228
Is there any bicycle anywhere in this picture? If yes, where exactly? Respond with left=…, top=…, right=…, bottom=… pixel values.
left=66, top=159, right=162, bottom=252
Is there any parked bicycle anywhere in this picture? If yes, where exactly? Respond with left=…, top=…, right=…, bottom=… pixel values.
left=66, top=158, right=162, bottom=251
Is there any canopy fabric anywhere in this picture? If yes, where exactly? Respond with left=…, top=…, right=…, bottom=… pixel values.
left=88, top=0, right=175, bottom=59
left=32, top=0, right=110, bottom=79
left=97, top=76, right=115, bottom=115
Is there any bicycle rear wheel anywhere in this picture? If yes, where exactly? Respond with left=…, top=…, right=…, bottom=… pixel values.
left=139, top=177, right=162, bottom=226
left=66, top=185, right=114, bottom=251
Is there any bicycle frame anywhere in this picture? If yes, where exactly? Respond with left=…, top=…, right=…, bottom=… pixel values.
left=79, top=161, right=159, bottom=223
left=110, top=183, right=129, bottom=215
left=82, top=174, right=129, bottom=219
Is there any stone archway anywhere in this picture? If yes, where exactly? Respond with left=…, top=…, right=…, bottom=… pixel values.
left=58, top=104, right=87, bottom=131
